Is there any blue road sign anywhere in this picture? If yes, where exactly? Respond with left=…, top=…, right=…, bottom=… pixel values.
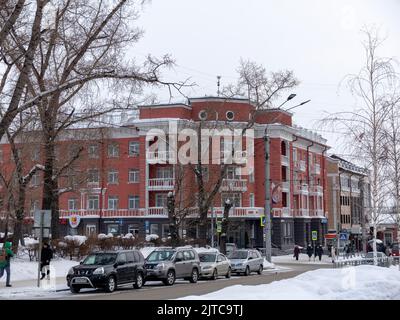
left=340, top=233, right=347, bottom=241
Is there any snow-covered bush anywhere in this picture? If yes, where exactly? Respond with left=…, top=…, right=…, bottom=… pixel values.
left=146, top=234, right=159, bottom=242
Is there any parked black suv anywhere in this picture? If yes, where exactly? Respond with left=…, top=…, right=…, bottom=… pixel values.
left=66, top=250, right=146, bottom=293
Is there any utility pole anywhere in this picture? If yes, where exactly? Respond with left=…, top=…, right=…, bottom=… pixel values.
left=211, top=204, right=214, bottom=248
left=264, top=134, right=272, bottom=262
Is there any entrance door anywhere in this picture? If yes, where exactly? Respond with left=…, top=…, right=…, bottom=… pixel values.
left=86, top=224, right=97, bottom=236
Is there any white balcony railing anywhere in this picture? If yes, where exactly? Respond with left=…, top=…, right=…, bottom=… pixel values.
left=281, top=181, right=290, bottom=191
left=281, top=155, right=289, bottom=167
left=295, top=160, right=306, bottom=172
left=221, top=179, right=247, bottom=192
left=293, top=209, right=310, bottom=217
left=294, top=184, right=309, bottom=194
left=148, top=178, right=175, bottom=191
left=310, top=185, right=323, bottom=195
left=187, top=207, right=264, bottom=219
left=282, top=207, right=291, bottom=216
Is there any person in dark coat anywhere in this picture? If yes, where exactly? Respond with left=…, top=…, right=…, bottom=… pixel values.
left=306, top=244, right=313, bottom=261
left=293, top=245, right=300, bottom=261
left=40, top=243, right=53, bottom=280
left=316, top=245, right=323, bottom=261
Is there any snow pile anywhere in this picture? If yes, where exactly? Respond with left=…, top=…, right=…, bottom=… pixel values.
left=146, top=234, right=159, bottom=242
left=98, top=233, right=113, bottom=240
left=263, top=258, right=275, bottom=269
left=64, top=235, right=87, bottom=245
left=23, top=237, right=39, bottom=247
left=123, top=233, right=134, bottom=239
left=181, top=265, right=400, bottom=300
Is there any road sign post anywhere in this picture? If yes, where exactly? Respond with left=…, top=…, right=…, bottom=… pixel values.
left=312, top=231, right=317, bottom=262
left=33, top=210, right=51, bottom=288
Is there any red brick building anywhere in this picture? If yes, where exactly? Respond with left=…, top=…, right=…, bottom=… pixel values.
left=0, top=97, right=330, bottom=249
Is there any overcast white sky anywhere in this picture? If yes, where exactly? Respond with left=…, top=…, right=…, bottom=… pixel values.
left=132, top=0, right=400, bottom=156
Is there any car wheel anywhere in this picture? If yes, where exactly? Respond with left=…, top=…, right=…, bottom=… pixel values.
left=105, top=276, right=116, bottom=293
left=211, top=269, right=218, bottom=280
left=133, top=272, right=143, bottom=289
left=257, top=265, right=263, bottom=275
left=163, top=270, right=175, bottom=286
left=189, top=268, right=199, bottom=283
left=225, top=267, right=231, bottom=279
left=70, top=286, right=80, bottom=294
left=244, top=266, right=250, bottom=276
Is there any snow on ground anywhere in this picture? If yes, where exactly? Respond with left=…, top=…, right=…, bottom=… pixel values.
left=181, top=265, right=400, bottom=300
left=263, top=258, right=275, bottom=269
left=3, top=258, right=78, bottom=282
left=272, top=254, right=333, bottom=264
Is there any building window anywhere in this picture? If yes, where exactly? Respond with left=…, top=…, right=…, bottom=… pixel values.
left=107, top=224, right=119, bottom=235
left=384, top=232, right=393, bottom=245
left=282, top=192, right=288, bottom=207
left=129, top=141, right=140, bottom=156
left=31, top=146, right=40, bottom=161
left=128, top=224, right=139, bottom=236
left=108, top=196, right=119, bottom=210
left=292, top=148, right=297, bottom=162
left=68, top=199, right=78, bottom=211
left=108, top=169, right=119, bottom=184
left=88, top=169, right=99, bottom=183
left=162, top=224, right=170, bottom=238
left=0, top=149, right=3, bottom=162
left=88, top=144, right=99, bottom=159
left=128, top=196, right=140, bottom=209
left=226, top=166, right=240, bottom=180
left=86, top=224, right=97, bottom=236
left=31, top=172, right=40, bottom=186
left=221, top=193, right=241, bottom=207
left=31, top=200, right=40, bottom=211
left=88, top=195, right=99, bottom=210
left=108, top=143, right=119, bottom=158
left=156, top=167, right=173, bottom=179
left=128, top=169, right=139, bottom=183
left=249, top=193, right=255, bottom=207
left=150, top=223, right=159, bottom=235
left=155, top=193, right=168, bottom=207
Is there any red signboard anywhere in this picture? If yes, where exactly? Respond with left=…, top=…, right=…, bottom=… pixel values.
left=324, top=233, right=337, bottom=239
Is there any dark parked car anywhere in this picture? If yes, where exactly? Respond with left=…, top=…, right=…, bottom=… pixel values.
left=391, top=243, right=399, bottom=257
left=67, top=250, right=146, bottom=293
left=144, top=247, right=201, bottom=286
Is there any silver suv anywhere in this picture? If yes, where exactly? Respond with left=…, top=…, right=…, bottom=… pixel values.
left=228, top=249, right=264, bottom=276
left=144, top=247, right=201, bottom=286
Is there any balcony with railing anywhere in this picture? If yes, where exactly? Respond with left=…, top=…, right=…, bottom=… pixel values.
left=293, top=208, right=310, bottom=217
left=309, top=185, right=323, bottom=195
left=294, top=184, right=309, bottom=195
left=220, top=179, right=247, bottom=192
left=187, top=207, right=264, bottom=219
left=148, top=178, right=175, bottom=191
left=294, top=160, right=306, bottom=172
left=282, top=207, right=291, bottom=217
left=281, top=155, right=289, bottom=167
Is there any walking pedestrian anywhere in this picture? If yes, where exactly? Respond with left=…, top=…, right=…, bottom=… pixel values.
left=331, top=245, right=336, bottom=263
left=306, top=244, right=313, bottom=261
left=293, top=245, right=300, bottom=261
left=317, top=245, right=323, bottom=261
left=40, top=243, right=53, bottom=280
left=0, top=242, right=14, bottom=287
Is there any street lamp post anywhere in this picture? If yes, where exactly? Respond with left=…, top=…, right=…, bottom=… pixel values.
left=264, top=95, right=311, bottom=262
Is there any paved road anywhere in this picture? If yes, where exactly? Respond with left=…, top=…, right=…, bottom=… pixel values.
left=61, top=263, right=332, bottom=300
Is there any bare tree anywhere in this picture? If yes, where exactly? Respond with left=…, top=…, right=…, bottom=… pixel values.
left=322, top=28, right=399, bottom=265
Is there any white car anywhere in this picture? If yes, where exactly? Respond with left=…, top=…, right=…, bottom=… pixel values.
left=198, top=252, right=232, bottom=280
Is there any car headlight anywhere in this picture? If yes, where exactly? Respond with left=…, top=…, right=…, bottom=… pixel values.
left=155, top=263, right=165, bottom=270
left=68, top=267, right=74, bottom=275
left=93, top=267, right=105, bottom=275
left=202, top=266, right=212, bottom=270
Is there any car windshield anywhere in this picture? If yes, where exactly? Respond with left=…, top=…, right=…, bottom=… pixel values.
left=147, top=250, right=175, bottom=262
left=228, top=251, right=248, bottom=259
left=82, top=253, right=117, bottom=265
left=392, top=244, right=399, bottom=250
left=199, top=253, right=216, bottom=263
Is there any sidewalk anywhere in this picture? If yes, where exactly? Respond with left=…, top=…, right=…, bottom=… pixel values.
left=272, top=254, right=333, bottom=265
left=1, top=277, right=68, bottom=289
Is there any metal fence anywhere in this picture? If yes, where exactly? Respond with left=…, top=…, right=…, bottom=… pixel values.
left=334, top=256, right=400, bottom=268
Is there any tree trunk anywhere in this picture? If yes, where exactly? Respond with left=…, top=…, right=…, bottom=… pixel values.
left=197, top=207, right=208, bottom=246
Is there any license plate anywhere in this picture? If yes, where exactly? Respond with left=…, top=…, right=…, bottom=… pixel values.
left=74, top=277, right=88, bottom=284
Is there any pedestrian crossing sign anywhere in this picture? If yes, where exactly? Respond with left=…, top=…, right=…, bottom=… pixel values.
left=260, top=215, right=266, bottom=227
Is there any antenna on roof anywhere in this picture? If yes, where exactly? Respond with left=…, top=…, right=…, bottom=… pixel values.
left=217, top=75, right=221, bottom=96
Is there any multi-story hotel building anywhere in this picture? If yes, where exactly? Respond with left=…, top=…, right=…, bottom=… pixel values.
left=0, top=97, right=330, bottom=249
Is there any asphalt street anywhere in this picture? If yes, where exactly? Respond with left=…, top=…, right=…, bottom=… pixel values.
left=60, top=263, right=332, bottom=300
